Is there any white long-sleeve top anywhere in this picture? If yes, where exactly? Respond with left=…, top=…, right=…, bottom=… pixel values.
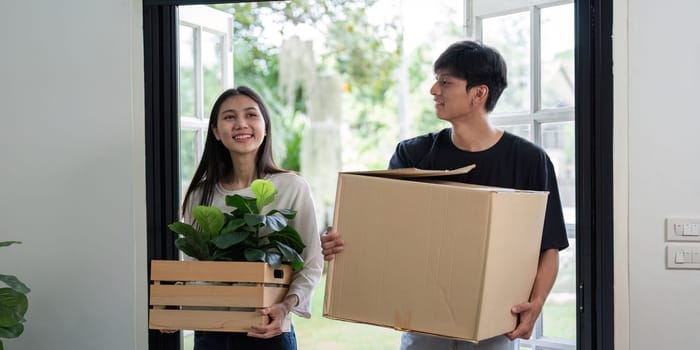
left=183, top=172, right=323, bottom=319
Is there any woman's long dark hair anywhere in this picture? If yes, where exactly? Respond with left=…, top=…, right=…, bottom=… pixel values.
left=181, top=86, right=285, bottom=217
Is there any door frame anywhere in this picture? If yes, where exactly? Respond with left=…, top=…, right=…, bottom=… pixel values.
left=574, top=0, right=614, bottom=349
left=142, top=1, right=614, bottom=349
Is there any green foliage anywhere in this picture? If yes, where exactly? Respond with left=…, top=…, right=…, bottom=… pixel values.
left=229, top=36, right=305, bottom=171
left=323, top=8, right=401, bottom=104
left=169, top=179, right=305, bottom=271
left=0, top=241, right=30, bottom=348
left=212, top=0, right=403, bottom=170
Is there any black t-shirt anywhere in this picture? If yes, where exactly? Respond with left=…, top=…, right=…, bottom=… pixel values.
left=389, top=128, right=569, bottom=251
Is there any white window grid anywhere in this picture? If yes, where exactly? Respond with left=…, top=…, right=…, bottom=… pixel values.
left=468, top=1, right=576, bottom=349
left=177, top=5, right=233, bottom=174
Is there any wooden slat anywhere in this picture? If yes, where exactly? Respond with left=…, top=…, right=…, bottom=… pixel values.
left=150, top=284, right=288, bottom=308
left=264, top=285, right=289, bottom=307
left=148, top=260, right=294, bottom=332
left=150, top=260, right=292, bottom=284
left=149, top=309, right=267, bottom=332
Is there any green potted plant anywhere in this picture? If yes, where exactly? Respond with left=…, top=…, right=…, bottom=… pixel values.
left=0, top=241, right=30, bottom=350
left=149, top=179, right=306, bottom=332
left=167, top=178, right=305, bottom=269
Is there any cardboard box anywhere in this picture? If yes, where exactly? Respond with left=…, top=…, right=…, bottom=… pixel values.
left=323, top=166, right=548, bottom=342
left=149, top=260, right=292, bottom=332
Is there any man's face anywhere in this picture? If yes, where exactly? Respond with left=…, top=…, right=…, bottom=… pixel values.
left=430, top=70, right=482, bottom=121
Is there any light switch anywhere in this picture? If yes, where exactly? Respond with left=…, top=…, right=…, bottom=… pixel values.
left=667, top=245, right=700, bottom=269
left=666, top=218, right=700, bottom=241
left=675, top=223, right=685, bottom=235
left=693, top=251, right=700, bottom=264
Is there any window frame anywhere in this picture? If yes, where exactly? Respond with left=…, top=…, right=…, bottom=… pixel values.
left=177, top=5, right=234, bottom=199
left=471, top=2, right=576, bottom=348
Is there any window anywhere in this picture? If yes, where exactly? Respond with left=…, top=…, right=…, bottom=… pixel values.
left=470, top=1, right=576, bottom=349
left=177, top=5, right=233, bottom=199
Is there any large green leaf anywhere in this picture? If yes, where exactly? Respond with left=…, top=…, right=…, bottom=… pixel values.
left=275, top=242, right=304, bottom=271
left=0, top=275, right=29, bottom=294
left=0, top=242, right=21, bottom=248
left=267, top=226, right=306, bottom=253
left=192, top=206, right=225, bottom=240
left=212, top=231, right=250, bottom=249
left=265, top=215, right=287, bottom=232
left=0, top=323, right=23, bottom=339
left=0, top=289, right=27, bottom=329
left=251, top=179, right=276, bottom=210
left=167, top=222, right=199, bottom=240
left=225, top=194, right=257, bottom=214
left=244, top=213, right=266, bottom=228
left=244, top=248, right=266, bottom=262
left=220, top=218, right=246, bottom=234
left=267, top=209, right=297, bottom=219
left=265, top=252, right=283, bottom=268
left=211, top=244, right=245, bottom=261
left=0, top=304, right=21, bottom=328
left=0, top=289, right=27, bottom=317
left=174, top=237, right=206, bottom=260
left=289, top=260, right=304, bottom=271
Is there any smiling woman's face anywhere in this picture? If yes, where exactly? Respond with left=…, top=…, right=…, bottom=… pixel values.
left=212, top=94, right=267, bottom=157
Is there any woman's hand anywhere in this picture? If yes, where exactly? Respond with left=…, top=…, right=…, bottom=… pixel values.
left=247, top=294, right=298, bottom=339
left=320, top=227, right=345, bottom=261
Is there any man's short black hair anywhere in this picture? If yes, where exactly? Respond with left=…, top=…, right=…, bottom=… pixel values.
left=433, top=40, right=508, bottom=112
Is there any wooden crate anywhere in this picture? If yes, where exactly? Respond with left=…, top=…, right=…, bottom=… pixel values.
left=149, top=260, right=292, bottom=332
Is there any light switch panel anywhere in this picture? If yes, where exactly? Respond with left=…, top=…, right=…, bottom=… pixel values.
left=666, top=218, right=700, bottom=241
left=667, top=245, right=700, bottom=269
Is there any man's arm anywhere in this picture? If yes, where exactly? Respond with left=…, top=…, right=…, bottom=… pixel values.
left=506, top=248, right=559, bottom=340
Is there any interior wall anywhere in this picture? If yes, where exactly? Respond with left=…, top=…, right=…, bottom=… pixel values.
left=0, top=1, right=147, bottom=349
left=616, top=0, right=700, bottom=349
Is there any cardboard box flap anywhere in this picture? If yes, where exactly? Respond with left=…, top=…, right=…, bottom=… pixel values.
left=343, top=164, right=475, bottom=179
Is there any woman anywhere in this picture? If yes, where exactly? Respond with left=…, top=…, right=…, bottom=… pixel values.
left=181, top=86, right=323, bottom=350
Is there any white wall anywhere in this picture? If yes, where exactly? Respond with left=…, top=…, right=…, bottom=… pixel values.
left=0, top=1, right=147, bottom=349
left=615, top=0, right=700, bottom=349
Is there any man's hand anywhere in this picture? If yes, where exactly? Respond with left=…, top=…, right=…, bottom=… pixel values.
left=505, top=299, right=544, bottom=340
left=247, top=295, right=298, bottom=339
left=321, top=227, right=344, bottom=261
left=506, top=248, right=559, bottom=340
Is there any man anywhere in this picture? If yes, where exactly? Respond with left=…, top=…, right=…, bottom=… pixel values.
left=321, top=40, right=569, bottom=350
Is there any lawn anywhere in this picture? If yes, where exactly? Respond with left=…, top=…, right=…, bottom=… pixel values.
left=183, top=271, right=575, bottom=349
left=182, top=273, right=400, bottom=350
left=292, top=274, right=401, bottom=350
